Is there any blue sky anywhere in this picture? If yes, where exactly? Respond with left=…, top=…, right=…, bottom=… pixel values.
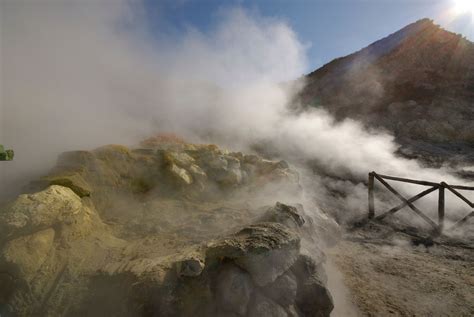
left=142, top=0, right=474, bottom=72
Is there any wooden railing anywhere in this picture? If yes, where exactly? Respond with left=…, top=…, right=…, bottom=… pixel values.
left=368, top=172, right=474, bottom=233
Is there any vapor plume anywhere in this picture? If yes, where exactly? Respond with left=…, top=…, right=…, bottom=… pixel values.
left=1, top=0, right=472, bottom=222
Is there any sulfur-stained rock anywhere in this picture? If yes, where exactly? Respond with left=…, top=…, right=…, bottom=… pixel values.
left=188, top=164, right=207, bottom=183
left=168, top=163, right=193, bottom=185
left=42, top=173, right=92, bottom=197
left=0, top=186, right=83, bottom=238
left=163, top=150, right=196, bottom=167
left=0, top=228, right=55, bottom=282
left=0, top=141, right=334, bottom=317
left=93, top=145, right=134, bottom=181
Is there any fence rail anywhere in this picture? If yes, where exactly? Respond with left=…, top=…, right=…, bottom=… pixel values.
left=368, top=172, right=474, bottom=234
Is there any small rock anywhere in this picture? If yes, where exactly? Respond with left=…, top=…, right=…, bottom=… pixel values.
left=176, top=257, right=205, bottom=277
left=168, top=163, right=193, bottom=185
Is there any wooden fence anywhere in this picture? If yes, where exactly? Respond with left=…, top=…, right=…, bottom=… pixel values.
left=368, top=172, right=474, bottom=233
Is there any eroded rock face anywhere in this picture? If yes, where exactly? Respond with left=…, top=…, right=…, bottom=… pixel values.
left=0, top=142, right=335, bottom=316
left=207, top=223, right=301, bottom=286
left=0, top=185, right=90, bottom=240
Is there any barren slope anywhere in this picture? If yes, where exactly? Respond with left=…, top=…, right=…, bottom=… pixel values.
left=298, top=18, right=474, bottom=163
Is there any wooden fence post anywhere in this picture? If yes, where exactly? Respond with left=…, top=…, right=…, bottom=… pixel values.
left=438, top=185, right=445, bottom=233
left=368, top=172, right=375, bottom=219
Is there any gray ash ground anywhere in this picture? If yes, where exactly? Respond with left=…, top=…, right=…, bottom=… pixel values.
left=328, top=220, right=474, bottom=317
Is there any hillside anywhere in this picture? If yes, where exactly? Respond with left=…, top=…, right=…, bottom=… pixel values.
left=298, top=19, right=474, bottom=163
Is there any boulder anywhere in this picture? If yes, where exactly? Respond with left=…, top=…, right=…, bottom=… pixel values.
left=203, top=154, right=243, bottom=186
left=207, top=223, right=300, bottom=286
left=262, top=271, right=298, bottom=307
left=163, top=150, right=196, bottom=167
left=0, top=185, right=83, bottom=238
left=247, top=292, right=288, bottom=317
left=42, top=173, right=92, bottom=197
left=215, top=264, right=254, bottom=316
left=291, top=255, right=333, bottom=317
left=291, top=254, right=327, bottom=286
left=260, top=202, right=305, bottom=229
left=295, top=276, right=333, bottom=317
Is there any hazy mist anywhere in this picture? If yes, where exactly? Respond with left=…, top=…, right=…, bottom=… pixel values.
left=1, top=0, right=472, bottom=220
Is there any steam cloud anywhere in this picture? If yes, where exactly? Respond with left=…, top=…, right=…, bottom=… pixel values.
left=1, top=0, right=472, bottom=219
left=2, top=3, right=473, bottom=315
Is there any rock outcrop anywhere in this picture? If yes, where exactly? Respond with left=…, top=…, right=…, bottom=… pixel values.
left=0, top=141, right=336, bottom=316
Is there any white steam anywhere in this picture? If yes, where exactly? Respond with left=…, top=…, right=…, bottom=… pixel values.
left=1, top=0, right=472, bottom=223
left=0, top=1, right=306, bottom=197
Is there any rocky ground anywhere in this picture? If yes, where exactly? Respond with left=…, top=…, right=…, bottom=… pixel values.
left=328, top=221, right=474, bottom=317
left=0, top=141, right=339, bottom=316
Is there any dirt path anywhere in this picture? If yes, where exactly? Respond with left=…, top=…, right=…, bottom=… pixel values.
left=328, top=235, right=474, bottom=316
